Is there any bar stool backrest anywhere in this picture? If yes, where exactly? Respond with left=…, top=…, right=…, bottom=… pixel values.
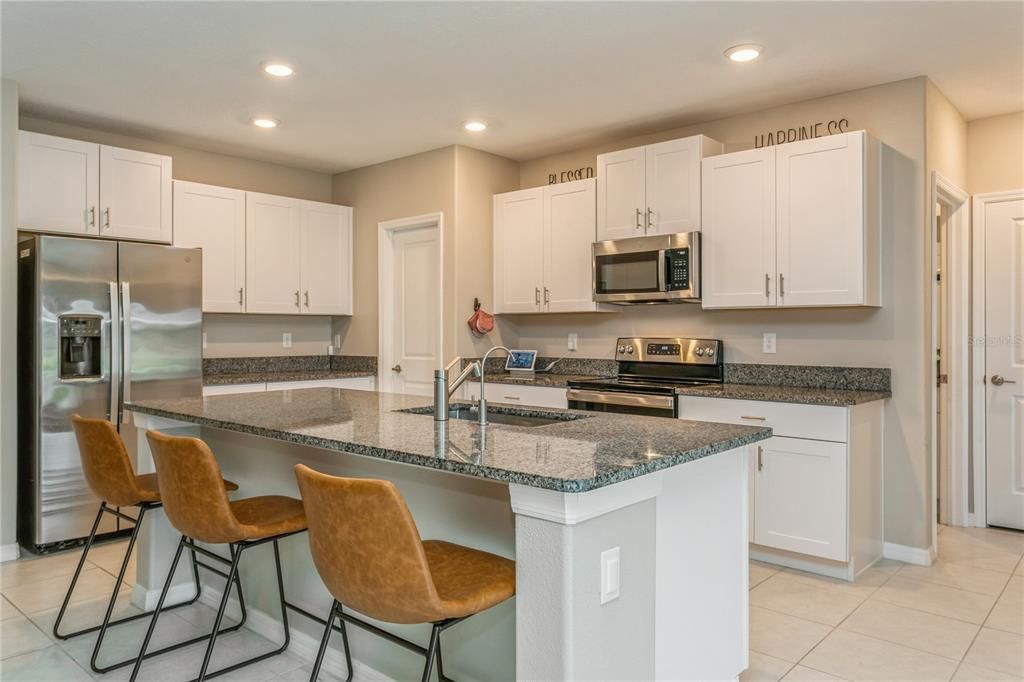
left=71, top=414, right=151, bottom=507
left=146, top=430, right=246, bottom=544
left=294, top=464, right=444, bottom=624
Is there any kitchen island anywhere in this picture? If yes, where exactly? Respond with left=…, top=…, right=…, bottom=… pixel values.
left=127, top=387, right=770, bottom=681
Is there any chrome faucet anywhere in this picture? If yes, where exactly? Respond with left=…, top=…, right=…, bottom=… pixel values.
left=477, top=346, right=511, bottom=426
left=434, top=356, right=480, bottom=421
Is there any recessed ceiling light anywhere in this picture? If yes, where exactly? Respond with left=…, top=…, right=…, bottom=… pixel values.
left=262, top=62, right=295, bottom=78
left=251, top=117, right=279, bottom=129
left=724, top=44, right=763, bottom=63
left=464, top=120, right=487, bottom=132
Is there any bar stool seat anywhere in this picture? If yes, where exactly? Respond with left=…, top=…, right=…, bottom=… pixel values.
left=422, top=540, right=515, bottom=620
left=230, top=496, right=307, bottom=538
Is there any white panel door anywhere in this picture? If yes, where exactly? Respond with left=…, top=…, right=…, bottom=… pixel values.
left=18, top=131, right=99, bottom=236
left=494, top=188, right=544, bottom=313
left=300, top=200, right=353, bottom=315
left=700, top=147, right=777, bottom=309
left=754, top=436, right=848, bottom=561
left=645, top=137, right=702, bottom=235
left=544, top=178, right=597, bottom=312
left=597, top=146, right=646, bottom=240
left=99, top=145, right=172, bottom=243
left=983, top=194, right=1024, bottom=530
left=388, top=225, right=439, bottom=395
left=172, top=181, right=246, bottom=312
left=245, top=192, right=301, bottom=314
left=776, top=132, right=865, bottom=307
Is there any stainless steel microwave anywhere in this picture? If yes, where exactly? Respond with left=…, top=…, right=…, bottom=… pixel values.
left=592, top=232, right=701, bottom=304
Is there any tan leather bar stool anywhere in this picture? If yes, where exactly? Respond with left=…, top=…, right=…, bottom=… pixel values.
left=58, top=415, right=244, bottom=674
left=131, top=430, right=307, bottom=682
left=294, top=464, right=515, bottom=682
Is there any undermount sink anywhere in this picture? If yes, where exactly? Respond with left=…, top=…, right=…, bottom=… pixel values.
left=398, top=404, right=587, bottom=428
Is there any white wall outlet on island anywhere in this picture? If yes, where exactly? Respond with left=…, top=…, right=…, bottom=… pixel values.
left=334, top=334, right=341, bottom=348
left=568, top=333, right=579, bottom=351
left=600, top=546, right=620, bottom=605
left=282, top=332, right=293, bottom=349
left=202, top=332, right=207, bottom=350
left=762, top=333, right=777, bottom=354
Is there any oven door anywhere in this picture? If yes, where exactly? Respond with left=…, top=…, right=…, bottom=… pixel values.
left=566, top=389, right=677, bottom=418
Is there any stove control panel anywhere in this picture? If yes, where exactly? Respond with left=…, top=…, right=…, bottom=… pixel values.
left=614, top=337, right=722, bottom=365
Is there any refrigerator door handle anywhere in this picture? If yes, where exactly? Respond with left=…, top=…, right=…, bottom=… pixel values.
left=120, top=281, right=131, bottom=424
left=109, top=281, right=121, bottom=423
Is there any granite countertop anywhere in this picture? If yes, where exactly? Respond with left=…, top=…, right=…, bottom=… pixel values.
left=204, top=369, right=376, bottom=386
left=126, top=388, right=770, bottom=493
left=674, top=383, right=891, bottom=406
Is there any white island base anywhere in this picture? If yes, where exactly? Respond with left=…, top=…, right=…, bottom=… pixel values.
left=130, top=413, right=749, bottom=681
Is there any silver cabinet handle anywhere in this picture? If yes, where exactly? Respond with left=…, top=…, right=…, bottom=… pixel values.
left=741, top=415, right=767, bottom=421
left=104, top=208, right=111, bottom=230
left=544, top=287, right=550, bottom=304
left=89, top=206, right=96, bottom=228
left=535, top=287, right=541, bottom=306
left=991, top=375, right=1017, bottom=386
left=647, top=207, right=654, bottom=231
left=779, top=273, right=785, bottom=297
left=635, top=208, right=642, bottom=230
left=304, top=290, right=310, bottom=307
left=757, top=445, right=764, bottom=471
left=238, top=288, right=244, bottom=307
left=392, top=364, right=402, bottom=373
left=765, top=273, right=771, bottom=298
left=294, top=290, right=300, bottom=308
left=502, top=395, right=521, bottom=401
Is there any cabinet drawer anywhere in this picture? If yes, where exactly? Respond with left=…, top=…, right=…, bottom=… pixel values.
left=203, top=383, right=266, bottom=396
left=463, top=382, right=568, bottom=410
left=677, top=396, right=847, bottom=443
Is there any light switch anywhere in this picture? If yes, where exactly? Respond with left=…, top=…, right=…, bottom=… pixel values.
left=762, top=333, right=777, bottom=354
left=202, top=332, right=207, bottom=350
left=600, top=547, right=620, bottom=604
left=568, top=333, right=579, bottom=351
left=282, top=333, right=293, bottom=349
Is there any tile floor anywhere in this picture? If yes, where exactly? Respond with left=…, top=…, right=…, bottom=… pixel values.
left=1, top=525, right=1021, bottom=681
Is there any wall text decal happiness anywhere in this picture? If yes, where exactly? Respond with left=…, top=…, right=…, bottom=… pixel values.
left=754, top=118, right=850, bottom=148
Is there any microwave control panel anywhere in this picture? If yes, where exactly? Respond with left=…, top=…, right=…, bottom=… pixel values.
left=666, top=248, right=690, bottom=291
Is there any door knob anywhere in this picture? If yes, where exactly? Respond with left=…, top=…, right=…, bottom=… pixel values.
left=391, top=364, right=403, bottom=373
left=991, top=375, right=1016, bottom=386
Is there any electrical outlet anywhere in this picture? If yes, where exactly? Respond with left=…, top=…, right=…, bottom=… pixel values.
left=762, top=333, right=777, bottom=354
left=202, top=332, right=207, bottom=350
left=334, top=334, right=341, bottom=348
left=568, top=333, right=578, bottom=351
left=282, top=332, right=293, bottom=349
left=600, top=547, right=620, bottom=604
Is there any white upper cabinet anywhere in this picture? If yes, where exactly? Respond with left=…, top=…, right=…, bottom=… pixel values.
left=494, top=187, right=545, bottom=313
left=172, top=181, right=246, bottom=312
left=701, top=147, right=777, bottom=308
left=19, top=131, right=100, bottom=236
left=18, top=131, right=172, bottom=243
left=99, top=145, right=172, bottom=242
left=597, top=134, right=722, bottom=241
left=701, top=130, right=881, bottom=309
left=245, top=192, right=302, bottom=314
left=300, top=200, right=353, bottom=315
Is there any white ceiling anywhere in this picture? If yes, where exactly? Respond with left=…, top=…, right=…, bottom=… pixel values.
left=3, top=1, right=1022, bottom=173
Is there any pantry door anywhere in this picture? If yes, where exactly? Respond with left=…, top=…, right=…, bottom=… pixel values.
left=980, top=191, right=1024, bottom=530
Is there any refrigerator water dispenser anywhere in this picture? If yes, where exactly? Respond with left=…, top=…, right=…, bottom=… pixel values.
left=59, top=315, right=102, bottom=379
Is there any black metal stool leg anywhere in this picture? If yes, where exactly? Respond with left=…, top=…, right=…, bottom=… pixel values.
left=422, top=624, right=442, bottom=682
left=89, top=504, right=146, bottom=671
left=195, top=543, right=244, bottom=681
left=53, top=503, right=105, bottom=640
left=337, top=604, right=354, bottom=682
left=309, top=601, right=338, bottom=682
left=436, top=629, right=447, bottom=682
left=130, top=535, right=187, bottom=682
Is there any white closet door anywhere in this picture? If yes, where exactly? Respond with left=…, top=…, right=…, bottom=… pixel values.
left=300, top=201, right=353, bottom=315
left=776, top=132, right=865, bottom=307
left=172, top=181, right=246, bottom=312
left=494, top=188, right=544, bottom=313
left=543, top=178, right=598, bottom=312
left=597, top=146, right=646, bottom=240
left=645, top=137, right=702, bottom=235
left=700, top=147, right=777, bottom=309
left=99, top=145, right=172, bottom=243
left=18, top=131, right=99, bottom=236
left=245, top=192, right=301, bottom=314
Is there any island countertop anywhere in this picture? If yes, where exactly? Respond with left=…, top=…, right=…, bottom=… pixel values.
left=126, top=388, right=770, bottom=493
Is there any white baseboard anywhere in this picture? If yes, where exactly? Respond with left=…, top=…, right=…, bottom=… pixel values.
left=197, top=586, right=393, bottom=682
left=0, top=543, right=21, bottom=563
left=883, top=541, right=934, bottom=566
left=131, top=581, right=200, bottom=611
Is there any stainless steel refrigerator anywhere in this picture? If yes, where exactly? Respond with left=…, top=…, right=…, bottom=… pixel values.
left=17, top=234, right=202, bottom=553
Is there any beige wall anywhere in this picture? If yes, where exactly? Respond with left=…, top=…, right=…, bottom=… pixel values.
left=517, top=77, right=931, bottom=549
left=1, top=79, right=19, bottom=551
left=925, top=80, right=968, bottom=189
left=967, top=111, right=1024, bottom=194
left=19, top=115, right=339, bottom=358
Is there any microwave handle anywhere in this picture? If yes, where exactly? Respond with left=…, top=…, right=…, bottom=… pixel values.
left=657, top=250, right=668, bottom=292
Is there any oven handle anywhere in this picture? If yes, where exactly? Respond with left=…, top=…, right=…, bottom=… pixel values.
left=567, top=389, right=675, bottom=411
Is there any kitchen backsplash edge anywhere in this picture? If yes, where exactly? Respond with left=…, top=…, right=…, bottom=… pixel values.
left=204, top=355, right=378, bottom=375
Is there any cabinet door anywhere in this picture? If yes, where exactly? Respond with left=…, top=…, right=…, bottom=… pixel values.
left=493, top=188, right=544, bottom=313
left=245, top=192, right=301, bottom=314
left=99, top=145, right=172, bottom=243
left=597, top=146, right=646, bottom=240
left=776, top=132, right=865, bottom=307
left=18, top=131, right=99, bottom=236
left=300, top=201, right=353, bottom=315
left=700, top=147, right=777, bottom=309
left=645, top=137, right=702, bottom=235
left=754, top=436, right=848, bottom=561
left=543, top=178, right=597, bottom=312
left=172, top=181, right=246, bottom=313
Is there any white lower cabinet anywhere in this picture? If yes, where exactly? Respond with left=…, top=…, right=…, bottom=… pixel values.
left=202, top=382, right=267, bottom=396
left=678, top=395, right=883, bottom=580
left=461, top=382, right=568, bottom=410
left=202, top=376, right=376, bottom=397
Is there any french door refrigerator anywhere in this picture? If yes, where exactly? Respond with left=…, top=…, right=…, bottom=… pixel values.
left=17, top=234, right=202, bottom=553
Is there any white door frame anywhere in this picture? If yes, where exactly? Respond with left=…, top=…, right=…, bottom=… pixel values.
left=971, top=189, right=1024, bottom=528
left=377, top=212, right=444, bottom=394
left=929, top=173, right=970, bottom=546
